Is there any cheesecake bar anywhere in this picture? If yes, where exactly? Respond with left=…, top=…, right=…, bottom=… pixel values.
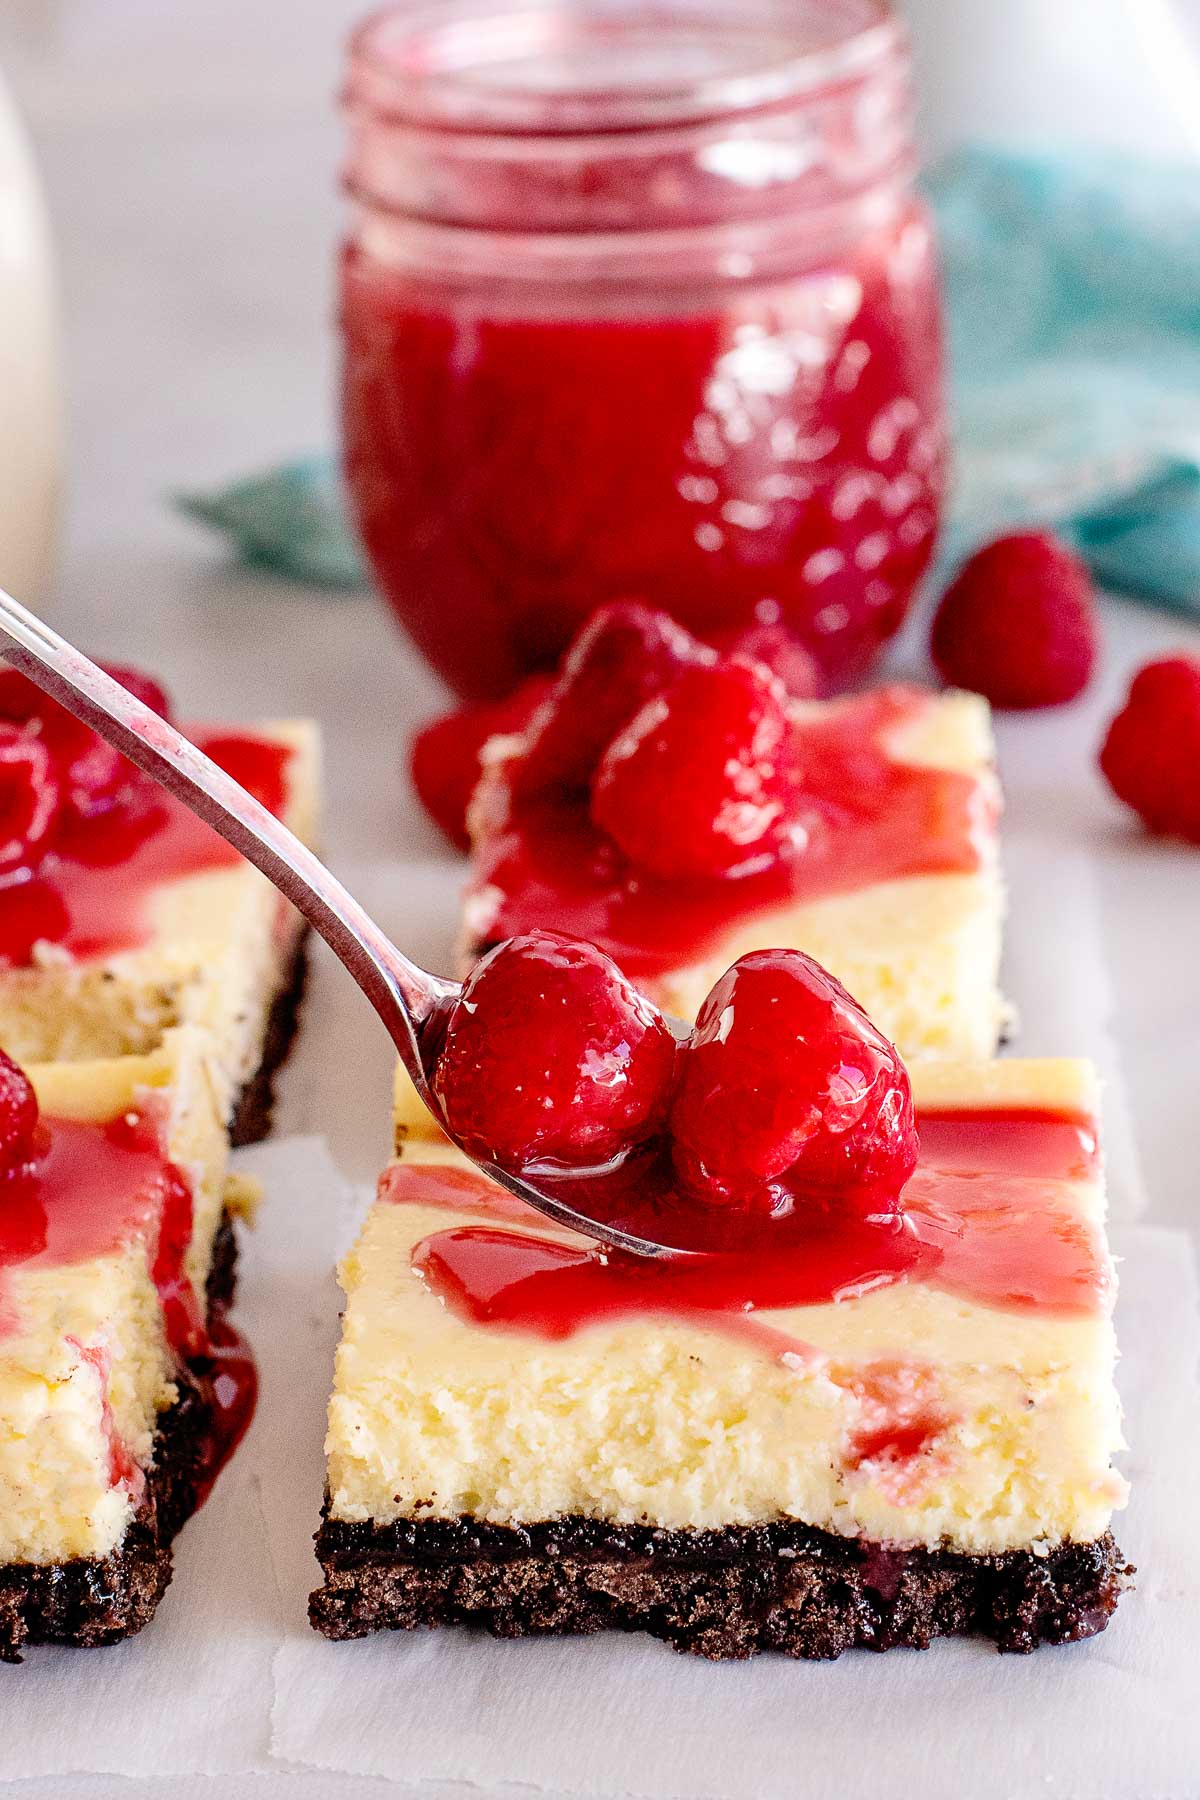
left=312, top=1059, right=1129, bottom=1659
left=463, top=651, right=1004, bottom=1062
left=0, top=1028, right=255, bottom=1659
left=0, top=717, right=320, bottom=1143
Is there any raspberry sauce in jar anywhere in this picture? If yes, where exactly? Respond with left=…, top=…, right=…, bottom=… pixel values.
left=340, top=0, right=945, bottom=699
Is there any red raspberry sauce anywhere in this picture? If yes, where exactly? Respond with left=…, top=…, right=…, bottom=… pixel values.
left=392, top=1105, right=1107, bottom=1351
left=469, top=688, right=991, bottom=979
left=0, top=730, right=292, bottom=967
left=0, top=1101, right=257, bottom=1501
left=342, top=205, right=944, bottom=701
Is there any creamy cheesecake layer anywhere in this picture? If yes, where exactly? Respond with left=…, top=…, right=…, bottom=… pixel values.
left=0, top=1030, right=245, bottom=1564
left=330, top=1060, right=1125, bottom=1557
left=0, top=720, right=319, bottom=1122
left=464, top=691, right=1005, bottom=1062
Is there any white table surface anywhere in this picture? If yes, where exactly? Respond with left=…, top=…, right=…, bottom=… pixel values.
left=0, top=5, right=1198, bottom=1796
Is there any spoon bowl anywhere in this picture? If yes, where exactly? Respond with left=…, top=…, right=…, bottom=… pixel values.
left=0, top=589, right=690, bottom=1259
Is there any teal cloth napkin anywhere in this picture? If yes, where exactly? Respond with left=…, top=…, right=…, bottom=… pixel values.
left=178, top=149, right=1200, bottom=615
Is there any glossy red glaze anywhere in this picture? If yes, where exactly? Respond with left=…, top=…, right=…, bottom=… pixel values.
left=470, top=687, right=986, bottom=979
left=0, top=1101, right=182, bottom=1284
left=0, top=1097, right=259, bottom=1500
left=0, top=730, right=292, bottom=967
left=149, top=1157, right=209, bottom=1363
left=191, top=1307, right=259, bottom=1511
left=0, top=1099, right=212, bottom=1344
left=396, top=1103, right=1109, bottom=1349
left=918, top=1107, right=1099, bottom=1181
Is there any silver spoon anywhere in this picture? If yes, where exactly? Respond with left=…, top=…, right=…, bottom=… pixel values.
left=0, top=589, right=687, bottom=1260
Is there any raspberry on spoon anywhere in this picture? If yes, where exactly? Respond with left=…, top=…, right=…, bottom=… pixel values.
left=0, top=1048, right=41, bottom=1176
left=1099, top=655, right=1200, bottom=844
left=0, top=725, right=62, bottom=878
left=591, top=657, right=800, bottom=879
left=432, top=931, right=677, bottom=1170
left=516, top=602, right=712, bottom=798
left=668, top=948, right=919, bottom=1218
left=930, top=531, right=1098, bottom=709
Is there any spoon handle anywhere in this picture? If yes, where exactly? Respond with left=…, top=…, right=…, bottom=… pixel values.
left=0, top=588, right=449, bottom=1086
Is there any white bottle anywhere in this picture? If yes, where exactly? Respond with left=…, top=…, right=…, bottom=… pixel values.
left=0, top=65, right=59, bottom=601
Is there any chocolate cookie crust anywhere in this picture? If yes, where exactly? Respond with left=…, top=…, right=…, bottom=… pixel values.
left=0, top=1218, right=240, bottom=1663
left=229, top=932, right=309, bottom=1147
left=311, top=1513, right=1131, bottom=1660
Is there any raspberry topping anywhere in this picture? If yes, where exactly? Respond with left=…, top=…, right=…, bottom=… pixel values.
left=410, top=675, right=553, bottom=851
left=101, top=665, right=172, bottom=724
left=706, top=622, right=821, bottom=700
left=668, top=948, right=919, bottom=1219
left=432, top=931, right=678, bottom=1169
left=591, top=657, right=800, bottom=879
left=1099, top=655, right=1200, bottom=843
left=930, top=531, right=1098, bottom=709
left=0, top=727, right=61, bottom=878
left=516, top=602, right=711, bottom=798
left=0, top=1048, right=40, bottom=1176
left=0, top=661, right=173, bottom=831
left=45, top=666, right=171, bottom=823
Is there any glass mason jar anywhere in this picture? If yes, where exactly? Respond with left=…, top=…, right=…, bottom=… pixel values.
left=340, top=0, right=945, bottom=700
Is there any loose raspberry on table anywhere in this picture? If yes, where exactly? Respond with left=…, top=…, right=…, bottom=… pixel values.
left=591, top=656, right=800, bottom=879
left=0, top=1048, right=41, bottom=1177
left=930, top=531, right=1098, bottom=709
left=1099, top=655, right=1200, bottom=844
left=432, top=931, right=678, bottom=1170
left=515, top=602, right=712, bottom=798
left=409, top=675, right=554, bottom=851
left=0, top=725, right=62, bottom=878
left=668, top=948, right=919, bottom=1217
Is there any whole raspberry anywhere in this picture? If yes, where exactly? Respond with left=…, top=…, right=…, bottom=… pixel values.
left=590, top=657, right=799, bottom=879
left=432, top=931, right=677, bottom=1170
left=410, top=675, right=553, bottom=851
left=0, top=1048, right=41, bottom=1176
left=930, top=531, right=1098, bottom=709
left=0, top=725, right=61, bottom=878
left=1099, top=656, right=1200, bottom=843
left=516, top=602, right=712, bottom=798
left=669, top=948, right=919, bottom=1217
left=0, top=668, right=49, bottom=723
left=2, top=662, right=173, bottom=824
left=0, top=662, right=171, bottom=731
left=706, top=622, right=821, bottom=700
left=101, top=664, right=172, bottom=724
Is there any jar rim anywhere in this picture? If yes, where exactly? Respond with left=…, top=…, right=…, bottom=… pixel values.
left=347, top=0, right=904, bottom=137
